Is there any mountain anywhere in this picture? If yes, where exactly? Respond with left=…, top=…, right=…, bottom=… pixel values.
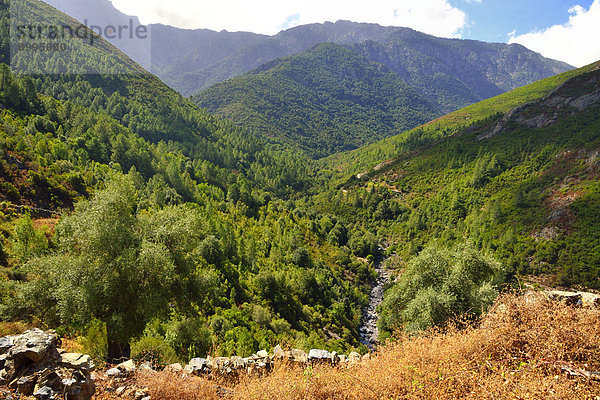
left=170, top=20, right=402, bottom=95
left=41, top=0, right=400, bottom=95
left=192, top=34, right=571, bottom=159
left=41, top=0, right=267, bottom=81
left=194, top=43, right=440, bottom=158
left=318, top=61, right=600, bottom=298
left=8, top=0, right=311, bottom=196
left=350, top=29, right=572, bottom=113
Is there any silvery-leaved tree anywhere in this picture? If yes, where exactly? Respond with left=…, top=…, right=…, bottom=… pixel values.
left=22, top=175, right=176, bottom=362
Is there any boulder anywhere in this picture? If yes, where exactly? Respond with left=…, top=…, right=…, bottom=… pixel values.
left=545, top=291, right=582, bottom=306
left=164, top=363, right=183, bottom=373
left=230, top=356, right=245, bottom=369
left=257, top=350, right=269, bottom=358
left=33, top=386, right=54, bottom=400
left=291, top=349, right=308, bottom=363
left=116, top=359, right=136, bottom=373
left=0, top=330, right=94, bottom=400
left=139, top=362, right=155, bottom=372
left=348, top=352, right=361, bottom=364
left=8, top=329, right=58, bottom=363
left=106, top=368, right=121, bottom=377
left=308, top=349, right=332, bottom=362
left=10, top=375, right=37, bottom=395
left=60, top=353, right=95, bottom=372
left=273, top=345, right=284, bottom=359
left=0, top=336, right=15, bottom=354
left=184, top=358, right=209, bottom=375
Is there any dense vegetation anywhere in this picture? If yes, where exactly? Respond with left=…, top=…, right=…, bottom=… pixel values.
left=194, top=43, right=439, bottom=158
left=0, top=0, right=598, bottom=367
left=192, top=32, right=570, bottom=159
left=0, top=0, right=382, bottom=362
left=0, top=60, right=381, bottom=361
left=311, top=63, right=600, bottom=335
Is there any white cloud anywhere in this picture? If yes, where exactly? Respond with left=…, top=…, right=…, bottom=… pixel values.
left=109, top=0, right=466, bottom=38
left=509, top=1, right=600, bottom=67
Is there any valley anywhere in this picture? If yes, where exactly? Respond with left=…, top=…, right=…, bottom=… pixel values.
left=0, top=0, right=599, bottom=398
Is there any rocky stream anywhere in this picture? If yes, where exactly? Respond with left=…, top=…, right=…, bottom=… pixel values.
left=359, top=256, right=392, bottom=349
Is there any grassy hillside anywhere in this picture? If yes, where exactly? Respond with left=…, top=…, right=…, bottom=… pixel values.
left=194, top=43, right=439, bottom=158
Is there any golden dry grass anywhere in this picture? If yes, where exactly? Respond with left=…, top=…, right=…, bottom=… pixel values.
left=122, top=293, right=600, bottom=399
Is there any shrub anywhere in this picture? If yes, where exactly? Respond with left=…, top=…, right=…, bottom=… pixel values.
left=131, top=336, right=178, bottom=367
left=77, top=319, right=108, bottom=363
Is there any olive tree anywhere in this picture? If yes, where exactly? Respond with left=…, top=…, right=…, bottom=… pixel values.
left=379, top=244, right=502, bottom=334
left=22, top=175, right=175, bottom=361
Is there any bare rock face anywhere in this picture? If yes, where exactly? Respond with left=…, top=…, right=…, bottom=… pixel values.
left=0, top=329, right=95, bottom=400
left=477, top=68, right=600, bottom=142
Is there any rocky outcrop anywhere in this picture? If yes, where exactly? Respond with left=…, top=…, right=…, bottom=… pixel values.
left=477, top=68, right=600, bottom=141
left=0, top=329, right=95, bottom=400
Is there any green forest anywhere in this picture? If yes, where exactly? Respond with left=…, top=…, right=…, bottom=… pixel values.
left=0, top=0, right=599, bottom=369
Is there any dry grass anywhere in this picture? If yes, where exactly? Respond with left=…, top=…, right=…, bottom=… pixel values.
left=126, top=293, right=600, bottom=400
left=0, top=321, right=29, bottom=337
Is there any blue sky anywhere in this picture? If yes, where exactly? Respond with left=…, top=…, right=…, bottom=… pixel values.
left=455, top=0, right=594, bottom=42
left=109, top=0, right=600, bottom=66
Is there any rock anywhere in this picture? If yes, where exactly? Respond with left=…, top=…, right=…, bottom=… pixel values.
left=208, top=357, right=229, bottom=371
left=34, top=386, right=54, bottom=400
left=348, top=352, right=361, bottom=363
left=11, top=374, right=37, bottom=395
left=8, top=329, right=58, bottom=363
left=257, top=350, right=269, bottom=358
left=291, top=349, right=308, bottom=363
left=273, top=345, right=284, bottom=359
left=134, top=389, right=149, bottom=400
left=106, top=368, right=122, bottom=377
left=580, top=292, right=600, bottom=308
left=60, top=353, right=95, bottom=372
left=0, top=336, right=15, bottom=354
left=230, top=356, right=245, bottom=369
left=184, top=358, right=208, bottom=375
left=35, top=369, right=61, bottom=391
left=116, top=359, right=136, bottom=373
left=139, top=361, right=155, bottom=372
left=308, top=349, right=332, bottom=362
left=116, top=386, right=127, bottom=395
left=331, top=351, right=340, bottom=364
left=62, top=372, right=95, bottom=400
left=545, top=290, right=582, bottom=306
left=164, top=363, right=183, bottom=373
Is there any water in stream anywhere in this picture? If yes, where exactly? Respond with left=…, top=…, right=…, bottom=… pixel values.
left=359, top=257, right=392, bottom=349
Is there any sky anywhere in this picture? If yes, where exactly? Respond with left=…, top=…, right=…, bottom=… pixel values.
left=108, top=0, right=600, bottom=67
